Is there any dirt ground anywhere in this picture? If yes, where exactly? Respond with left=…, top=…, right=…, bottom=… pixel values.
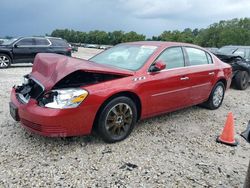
left=0, top=48, right=249, bottom=187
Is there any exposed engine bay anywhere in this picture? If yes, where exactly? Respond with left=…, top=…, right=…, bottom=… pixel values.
left=15, top=71, right=124, bottom=105
left=53, top=70, right=123, bottom=89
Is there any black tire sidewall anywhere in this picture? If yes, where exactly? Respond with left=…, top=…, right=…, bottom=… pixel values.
left=207, top=82, right=225, bottom=110
left=235, top=71, right=249, bottom=90
left=0, top=53, right=11, bottom=68
left=97, top=96, right=137, bottom=143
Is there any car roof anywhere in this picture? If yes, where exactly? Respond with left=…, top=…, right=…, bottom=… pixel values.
left=123, top=41, right=204, bottom=49
left=221, top=45, right=250, bottom=48
left=14, top=36, right=63, bottom=40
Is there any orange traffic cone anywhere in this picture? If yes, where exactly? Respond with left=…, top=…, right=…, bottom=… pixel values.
left=216, top=112, right=238, bottom=146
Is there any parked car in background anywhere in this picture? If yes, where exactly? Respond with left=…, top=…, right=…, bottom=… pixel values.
left=0, top=37, right=72, bottom=68
left=86, top=44, right=100, bottom=48
left=10, top=41, right=232, bottom=142
left=99, top=45, right=113, bottom=50
left=217, top=45, right=250, bottom=61
left=213, top=45, right=250, bottom=90
left=69, top=43, right=78, bottom=52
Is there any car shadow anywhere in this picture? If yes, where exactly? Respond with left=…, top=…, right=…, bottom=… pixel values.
left=15, top=105, right=204, bottom=147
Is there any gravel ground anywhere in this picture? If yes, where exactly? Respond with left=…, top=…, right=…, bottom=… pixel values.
left=0, top=48, right=249, bottom=187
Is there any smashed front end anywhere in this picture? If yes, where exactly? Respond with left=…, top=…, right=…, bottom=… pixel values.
left=10, top=75, right=93, bottom=137
left=9, top=53, right=133, bottom=137
left=214, top=53, right=250, bottom=77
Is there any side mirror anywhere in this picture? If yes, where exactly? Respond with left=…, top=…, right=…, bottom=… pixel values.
left=14, top=44, right=19, bottom=48
left=149, top=60, right=166, bottom=72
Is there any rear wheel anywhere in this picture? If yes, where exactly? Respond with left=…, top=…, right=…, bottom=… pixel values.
left=234, top=71, right=249, bottom=90
left=97, top=96, right=137, bottom=143
left=0, top=54, right=11, bottom=68
left=204, top=82, right=225, bottom=110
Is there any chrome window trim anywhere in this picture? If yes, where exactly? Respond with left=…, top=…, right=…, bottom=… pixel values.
left=147, top=63, right=215, bottom=74
left=147, top=45, right=215, bottom=74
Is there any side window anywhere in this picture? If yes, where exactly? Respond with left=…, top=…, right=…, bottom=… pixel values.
left=206, top=53, right=213, bottom=64
left=50, top=38, right=69, bottom=47
left=233, top=48, right=245, bottom=58
left=16, top=38, right=34, bottom=46
left=156, top=47, right=185, bottom=69
left=186, top=47, right=209, bottom=66
left=35, top=38, right=50, bottom=46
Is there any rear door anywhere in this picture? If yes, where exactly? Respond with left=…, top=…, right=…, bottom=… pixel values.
left=184, top=47, right=217, bottom=104
left=146, top=47, right=191, bottom=116
left=33, top=38, right=51, bottom=57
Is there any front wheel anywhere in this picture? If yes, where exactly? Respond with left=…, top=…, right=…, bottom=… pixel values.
left=97, top=96, right=137, bottom=143
left=0, top=54, right=11, bottom=68
left=204, top=82, right=225, bottom=110
left=234, top=71, right=249, bottom=90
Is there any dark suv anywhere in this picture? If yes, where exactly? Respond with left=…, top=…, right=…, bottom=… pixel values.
left=0, top=37, right=72, bottom=68
left=214, top=45, right=250, bottom=90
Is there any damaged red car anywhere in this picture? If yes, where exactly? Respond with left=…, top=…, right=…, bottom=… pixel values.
left=9, top=42, right=232, bottom=142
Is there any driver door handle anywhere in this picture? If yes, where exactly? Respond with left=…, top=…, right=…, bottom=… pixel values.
left=180, top=76, right=189, bottom=81
left=209, top=72, right=215, bottom=75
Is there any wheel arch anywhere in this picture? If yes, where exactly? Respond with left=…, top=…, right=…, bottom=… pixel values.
left=92, top=91, right=142, bottom=132
left=216, top=77, right=227, bottom=89
left=0, top=51, right=13, bottom=60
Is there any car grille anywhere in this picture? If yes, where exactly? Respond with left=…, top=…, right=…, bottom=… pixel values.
left=21, top=118, right=67, bottom=135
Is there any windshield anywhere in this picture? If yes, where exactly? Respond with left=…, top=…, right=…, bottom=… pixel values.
left=218, top=46, right=237, bottom=54
left=90, top=44, right=158, bottom=71
left=1, top=38, right=18, bottom=45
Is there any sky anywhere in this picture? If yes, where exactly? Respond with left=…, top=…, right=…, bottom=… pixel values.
left=0, top=0, right=250, bottom=38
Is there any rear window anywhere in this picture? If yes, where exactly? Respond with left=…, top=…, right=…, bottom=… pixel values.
left=186, top=47, right=210, bottom=66
left=49, top=38, right=69, bottom=47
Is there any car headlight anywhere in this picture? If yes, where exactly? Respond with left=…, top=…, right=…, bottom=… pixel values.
left=43, top=88, right=88, bottom=109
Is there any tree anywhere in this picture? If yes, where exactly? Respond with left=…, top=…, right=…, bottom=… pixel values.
left=50, top=18, right=250, bottom=47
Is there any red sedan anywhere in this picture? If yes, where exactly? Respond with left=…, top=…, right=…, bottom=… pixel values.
left=9, top=42, right=232, bottom=142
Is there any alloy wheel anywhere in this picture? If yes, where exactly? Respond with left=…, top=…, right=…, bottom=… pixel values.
left=0, top=55, right=10, bottom=68
left=213, top=85, right=224, bottom=107
left=241, top=72, right=248, bottom=89
left=105, top=103, right=133, bottom=138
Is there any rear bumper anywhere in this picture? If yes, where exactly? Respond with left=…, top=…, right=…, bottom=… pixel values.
left=10, top=88, right=95, bottom=137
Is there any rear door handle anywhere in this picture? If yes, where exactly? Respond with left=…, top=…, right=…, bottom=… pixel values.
left=209, top=72, right=215, bottom=75
left=180, top=76, right=189, bottom=80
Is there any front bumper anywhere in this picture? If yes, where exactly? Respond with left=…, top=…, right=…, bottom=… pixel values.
left=10, top=88, right=95, bottom=137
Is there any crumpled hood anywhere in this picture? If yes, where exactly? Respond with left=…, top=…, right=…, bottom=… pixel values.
left=30, top=53, right=134, bottom=90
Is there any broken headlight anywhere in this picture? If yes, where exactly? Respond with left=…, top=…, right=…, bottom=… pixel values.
left=41, top=88, right=88, bottom=109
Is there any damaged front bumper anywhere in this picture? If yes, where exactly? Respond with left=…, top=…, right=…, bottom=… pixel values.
left=9, top=77, right=95, bottom=137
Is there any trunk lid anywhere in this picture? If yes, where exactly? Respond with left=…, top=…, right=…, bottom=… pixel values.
left=31, top=53, right=134, bottom=90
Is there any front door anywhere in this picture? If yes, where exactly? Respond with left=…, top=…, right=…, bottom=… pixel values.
left=12, top=38, right=35, bottom=63
left=145, top=47, right=190, bottom=116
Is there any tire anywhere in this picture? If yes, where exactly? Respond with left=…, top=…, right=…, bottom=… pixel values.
left=234, top=71, right=249, bottom=90
left=97, top=96, right=137, bottom=143
left=0, top=53, right=11, bottom=68
left=204, top=82, right=225, bottom=110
